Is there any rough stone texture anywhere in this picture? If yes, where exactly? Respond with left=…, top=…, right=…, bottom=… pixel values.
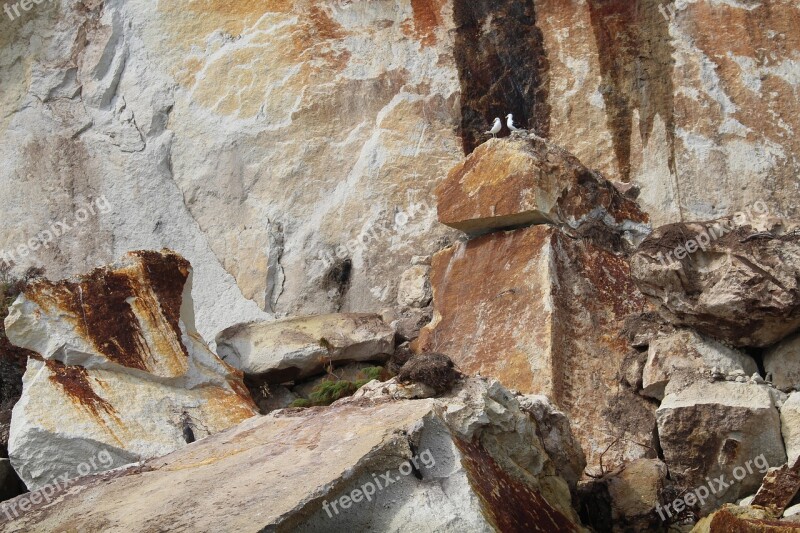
left=0, top=378, right=585, bottom=532
left=692, top=505, right=800, bottom=532
left=215, top=314, right=394, bottom=383
left=518, top=395, right=587, bottom=493
left=436, top=135, right=649, bottom=235
left=418, top=225, right=657, bottom=473
left=642, top=329, right=758, bottom=400
left=0, top=0, right=465, bottom=344
left=657, top=381, right=787, bottom=513
left=766, top=334, right=800, bottom=392
left=632, top=220, right=800, bottom=347
left=782, top=392, right=800, bottom=465
left=605, top=459, right=668, bottom=532
left=535, top=0, right=800, bottom=228
left=396, top=265, right=432, bottom=308
left=5, top=251, right=257, bottom=490
left=436, top=134, right=649, bottom=237
left=752, top=457, right=800, bottom=517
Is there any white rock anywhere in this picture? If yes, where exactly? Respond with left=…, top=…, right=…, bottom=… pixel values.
left=397, top=265, right=432, bottom=308
left=215, top=314, right=394, bottom=382
left=641, top=329, right=757, bottom=400
left=781, top=392, right=800, bottom=466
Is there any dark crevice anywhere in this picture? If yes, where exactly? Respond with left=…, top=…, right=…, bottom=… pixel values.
left=453, top=0, right=551, bottom=154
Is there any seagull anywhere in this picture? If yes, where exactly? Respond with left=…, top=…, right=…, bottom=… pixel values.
left=506, top=113, right=524, bottom=133
left=485, top=117, right=502, bottom=138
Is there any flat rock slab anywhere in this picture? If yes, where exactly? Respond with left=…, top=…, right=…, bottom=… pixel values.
left=0, top=378, right=584, bottom=533
left=436, top=134, right=648, bottom=236
left=215, top=313, right=394, bottom=382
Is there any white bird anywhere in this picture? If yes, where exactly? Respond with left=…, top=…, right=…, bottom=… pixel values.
left=485, top=117, right=502, bottom=138
left=506, top=113, right=524, bottom=133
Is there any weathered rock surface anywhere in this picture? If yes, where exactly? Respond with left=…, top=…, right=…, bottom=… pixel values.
left=766, top=334, right=800, bottom=392
left=436, top=134, right=649, bottom=237
left=657, top=381, right=786, bottom=513
left=215, top=314, right=394, bottom=383
left=752, top=457, right=800, bottom=517
left=418, top=225, right=657, bottom=472
left=782, top=392, right=800, bottom=465
left=5, top=251, right=257, bottom=490
left=692, top=504, right=800, bottom=532
left=642, top=329, right=758, bottom=400
left=0, top=377, right=586, bottom=532
left=396, top=265, right=432, bottom=308
left=632, top=220, right=800, bottom=347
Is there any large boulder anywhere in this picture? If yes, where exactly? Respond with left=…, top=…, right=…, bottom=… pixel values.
left=5, top=251, right=258, bottom=490
left=436, top=134, right=649, bottom=237
left=656, top=381, right=786, bottom=514
left=215, top=314, right=394, bottom=382
left=782, top=392, right=800, bottom=465
left=642, top=328, right=758, bottom=400
left=418, top=225, right=657, bottom=473
left=632, top=219, right=800, bottom=347
left=0, top=377, right=586, bottom=532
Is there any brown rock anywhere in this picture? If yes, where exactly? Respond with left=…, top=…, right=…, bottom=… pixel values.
left=418, top=225, right=657, bottom=471
left=692, top=505, right=800, bottom=532
left=752, top=457, right=800, bottom=517
left=436, top=134, right=649, bottom=237
left=632, top=220, right=800, bottom=347
left=397, top=352, right=460, bottom=394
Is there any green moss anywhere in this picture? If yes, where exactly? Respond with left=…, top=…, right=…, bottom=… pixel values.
left=291, top=366, right=386, bottom=408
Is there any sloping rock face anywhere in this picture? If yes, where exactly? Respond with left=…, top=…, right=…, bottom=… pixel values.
left=0, top=378, right=585, bottom=532
left=215, top=314, right=394, bottom=382
left=3, top=0, right=798, bottom=341
left=656, top=381, right=786, bottom=514
left=5, top=251, right=257, bottom=490
left=418, top=224, right=657, bottom=472
left=631, top=219, right=800, bottom=347
left=436, top=134, right=649, bottom=236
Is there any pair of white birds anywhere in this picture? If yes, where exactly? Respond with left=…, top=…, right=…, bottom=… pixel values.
left=485, top=114, right=524, bottom=137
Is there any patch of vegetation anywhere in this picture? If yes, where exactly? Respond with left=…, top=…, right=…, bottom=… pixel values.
left=289, top=366, right=386, bottom=408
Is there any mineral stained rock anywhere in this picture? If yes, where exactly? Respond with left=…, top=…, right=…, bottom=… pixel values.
left=0, top=378, right=585, bottom=533
left=4, top=251, right=257, bottom=490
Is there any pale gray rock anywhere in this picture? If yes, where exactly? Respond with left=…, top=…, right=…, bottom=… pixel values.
left=657, top=380, right=787, bottom=514
left=397, top=265, right=432, bottom=308
left=782, top=392, right=800, bottom=466
left=642, top=329, right=758, bottom=400
left=765, top=333, right=800, bottom=392
left=215, top=314, right=394, bottom=382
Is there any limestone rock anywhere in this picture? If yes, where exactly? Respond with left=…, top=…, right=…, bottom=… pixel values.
left=436, top=134, right=649, bottom=237
left=418, top=225, right=657, bottom=472
left=392, top=306, right=432, bottom=342
left=657, top=381, right=787, bottom=513
left=782, top=393, right=800, bottom=466
left=632, top=220, right=800, bottom=347
left=518, top=395, right=586, bottom=492
left=766, top=334, right=800, bottom=392
left=642, top=329, right=758, bottom=400
left=396, top=265, right=432, bottom=308
left=5, top=251, right=257, bottom=490
left=0, top=378, right=586, bottom=532
left=215, top=314, right=394, bottom=383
